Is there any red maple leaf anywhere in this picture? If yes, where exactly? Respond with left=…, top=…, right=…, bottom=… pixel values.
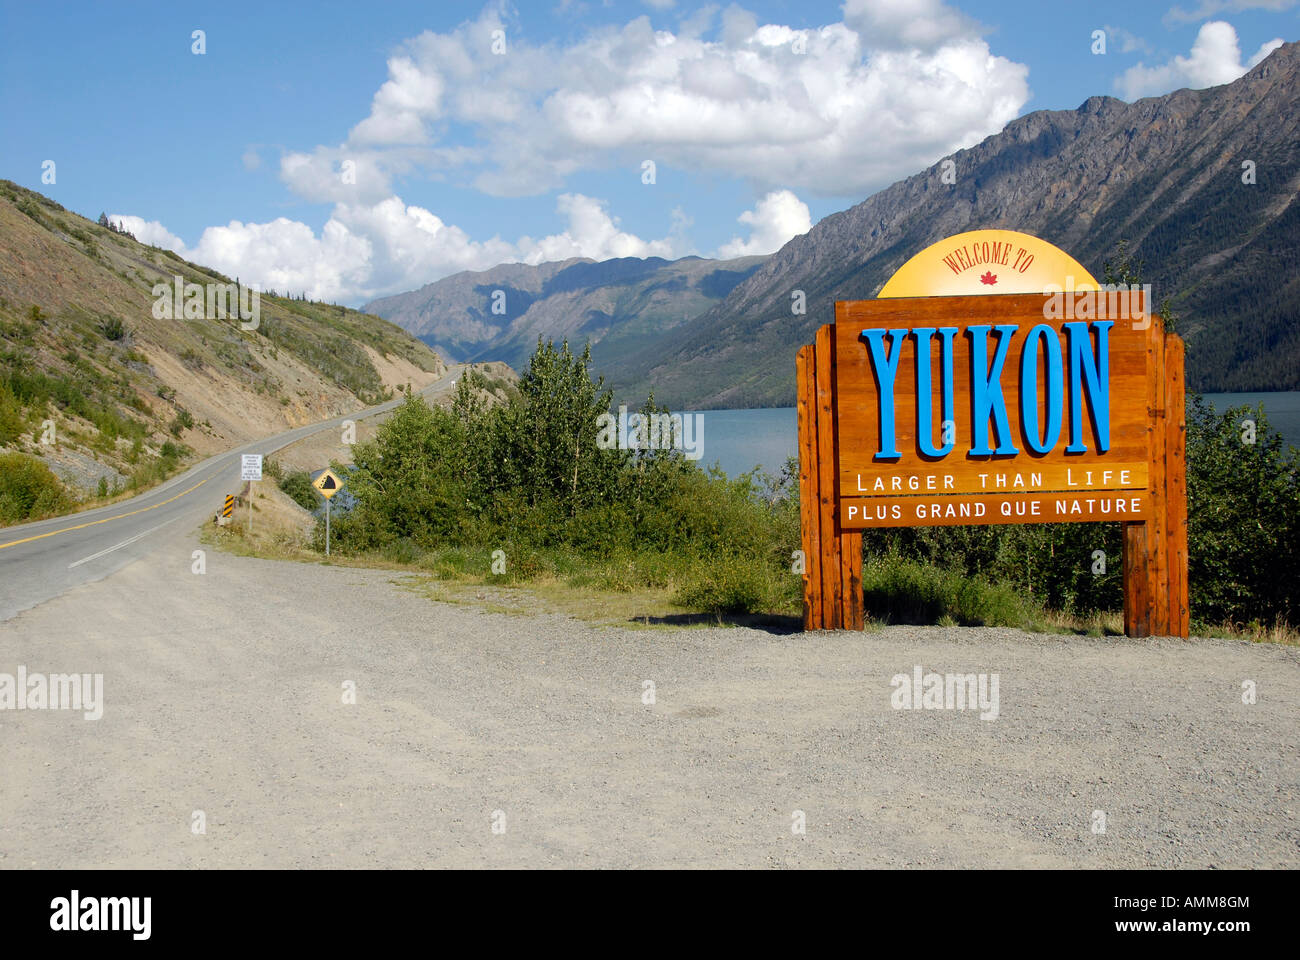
left=980, top=271, right=998, bottom=286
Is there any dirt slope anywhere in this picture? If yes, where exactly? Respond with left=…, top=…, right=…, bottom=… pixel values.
left=0, top=181, right=446, bottom=495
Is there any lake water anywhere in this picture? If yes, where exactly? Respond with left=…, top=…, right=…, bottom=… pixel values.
left=1202, top=392, right=1300, bottom=451
left=692, top=392, right=1300, bottom=479
left=684, top=407, right=799, bottom=480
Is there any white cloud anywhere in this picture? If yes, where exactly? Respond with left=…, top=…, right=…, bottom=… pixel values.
left=107, top=215, right=187, bottom=254
left=189, top=218, right=374, bottom=302
left=349, top=56, right=445, bottom=145
left=1117, top=21, right=1284, bottom=99
left=118, top=192, right=691, bottom=304
left=1164, top=0, right=1297, bottom=26
left=327, top=197, right=515, bottom=296
left=716, top=190, right=812, bottom=258
left=123, top=3, right=1037, bottom=306
left=314, top=3, right=1030, bottom=198
left=279, top=148, right=400, bottom=206
left=515, top=194, right=683, bottom=263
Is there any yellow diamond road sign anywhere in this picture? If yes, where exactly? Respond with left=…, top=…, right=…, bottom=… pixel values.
left=313, top=468, right=344, bottom=500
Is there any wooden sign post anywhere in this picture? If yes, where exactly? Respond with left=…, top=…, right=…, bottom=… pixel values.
left=797, top=231, right=1187, bottom=637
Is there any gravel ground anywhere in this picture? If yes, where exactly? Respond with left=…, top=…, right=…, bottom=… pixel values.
left=1, top=527, right=1297, bottom=868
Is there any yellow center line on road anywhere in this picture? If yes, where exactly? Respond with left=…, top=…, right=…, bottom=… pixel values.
left=0, top=475, right=214, bottom=551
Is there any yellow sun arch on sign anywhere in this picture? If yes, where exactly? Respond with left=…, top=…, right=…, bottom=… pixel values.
left=877, top=229, right=1099, bottom=298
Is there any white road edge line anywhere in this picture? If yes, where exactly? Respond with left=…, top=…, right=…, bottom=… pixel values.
left=68, top=516, right=182, bottom=569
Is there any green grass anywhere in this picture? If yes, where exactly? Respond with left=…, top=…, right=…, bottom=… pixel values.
left=212, top=522, right=1109, bottom=636
left=861, top=556, right=1042, bottom=629
left=207, top=504, right=1300, bottom=643
left=671, top=551, right=798, bottom=614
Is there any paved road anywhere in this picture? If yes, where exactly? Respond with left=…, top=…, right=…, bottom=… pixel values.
left=0, top=365, right=463, bottom=622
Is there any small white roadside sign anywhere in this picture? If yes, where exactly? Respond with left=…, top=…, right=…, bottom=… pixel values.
left=241, top=454, right=263, bottom=482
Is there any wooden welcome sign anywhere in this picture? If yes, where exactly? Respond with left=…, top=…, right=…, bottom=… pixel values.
left=797, top=230, right=1188, bottom=637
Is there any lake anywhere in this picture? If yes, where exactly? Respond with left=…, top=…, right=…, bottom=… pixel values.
left=691, top=392, right=1300, bottom=479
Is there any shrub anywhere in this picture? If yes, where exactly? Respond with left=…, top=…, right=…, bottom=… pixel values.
left=380, top=538, right=423, bottom=565
left=99, top=316, right=127, bottom=341
left=323, top=340, right=802, bottom=616
left=0, top=453, right=73, bottom=525
left=278, top=470, right=319, bottom=512
left=672, top=553, right=781, bottom=614
left=169, top=408, right=194, bottom=436
left=861, top=557, right=1034, bottom=628
left=15, top=200, right=46, bottom=227
left=0, top=381, right=24, bottom=445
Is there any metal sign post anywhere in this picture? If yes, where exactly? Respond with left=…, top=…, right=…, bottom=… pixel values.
left=241, top=454, right=264, bottom=535
left=312, top=468, right=344, bottom=557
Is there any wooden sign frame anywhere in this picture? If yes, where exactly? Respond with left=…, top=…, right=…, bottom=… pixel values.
left=796, top=306, right=1188, bottom=637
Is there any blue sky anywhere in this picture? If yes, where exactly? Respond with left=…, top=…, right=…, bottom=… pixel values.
left=1, top=0, right=1294, bottom=305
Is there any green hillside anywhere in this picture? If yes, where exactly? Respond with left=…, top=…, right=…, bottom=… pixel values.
left=0, top=180, right=444, bottom=522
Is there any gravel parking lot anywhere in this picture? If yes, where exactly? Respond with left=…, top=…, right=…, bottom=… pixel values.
left=2, top=530, right=1297, bottom=868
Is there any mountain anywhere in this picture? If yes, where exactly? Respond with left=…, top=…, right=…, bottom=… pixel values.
left=363, top=254, right=766, bottom=374
left=611, top=42, right=1300, bottom=408
left=0, top=181, right=444, bottom=499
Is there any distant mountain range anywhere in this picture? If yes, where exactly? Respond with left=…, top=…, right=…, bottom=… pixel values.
left=363, top=254, right=765, bottom=376
left=369, top=42, right=1300, bottom=408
